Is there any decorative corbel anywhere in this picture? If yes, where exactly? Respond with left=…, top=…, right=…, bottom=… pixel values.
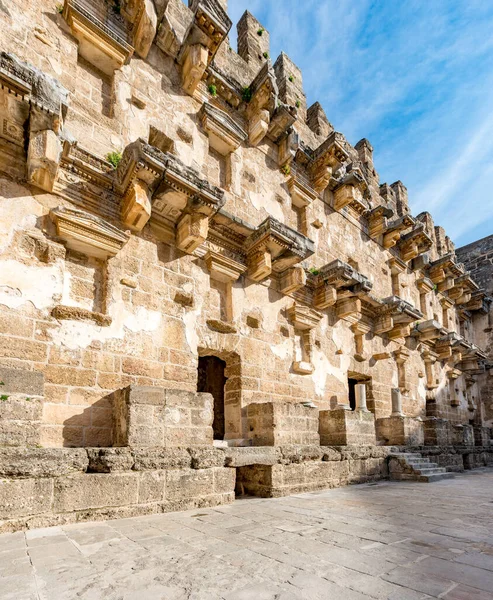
left=313, top=280, right=337, bottom=310
left=179, top=0, right=232, bottom=96
left=244, top=217, right=314, bottom=282
left=447, top=369, right=461, bottom=406
left=116, top=140, right=166, bottom=232
left=287, top=303, right=322, bottom=375
left=122, top=0, right=158, bottom=59
left=397, top=224, right=432, bottom=262
left=382, top=215, right=415, bottom=249
left=0, top=51, right=70, bottom=193
left=245, top=62, right=278, bottom=146
left=351, top=320, right=371, bottom=361
left=417, top=276, right=434, bottom=317
left=367, top=205, right=394, bottom=239
left=308, top=131, right=348, bottom=193
left=199, top=102, right=247, bottom=155
left=279, top=266, right=306, bottom=296
left=421, top=348, right=439, bottom=390
left=50, top=206, right=130, bottom=259
left=394, top=347, right=410, bottom=393
left=332, top=168, right=369, bottom=214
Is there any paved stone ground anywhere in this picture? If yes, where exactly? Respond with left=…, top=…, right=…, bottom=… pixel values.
left=1, top=469, right=493, bottom=600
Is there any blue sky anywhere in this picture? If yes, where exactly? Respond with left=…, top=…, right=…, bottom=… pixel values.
left=222, top=0, right=493, bottom=248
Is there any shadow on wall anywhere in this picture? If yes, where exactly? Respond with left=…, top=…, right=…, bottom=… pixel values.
left=62, top=394, right=114, bottom=448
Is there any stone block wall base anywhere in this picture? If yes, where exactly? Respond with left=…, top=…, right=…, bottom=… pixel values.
left=376, top=416, right=424, bottom=447
left=0, top=451, right=235, bottom=533
left=236, top=449, right=390, bottom=498
left=320, top=408, right=376, bottom=446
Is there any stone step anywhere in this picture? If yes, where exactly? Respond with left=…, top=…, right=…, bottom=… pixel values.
left=418, top=473, right=456, bottom=483
left=413, top=467, right=447, bottom=475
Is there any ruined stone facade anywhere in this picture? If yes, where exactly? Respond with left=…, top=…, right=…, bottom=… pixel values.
left=0, top=0, right=491, bottom=530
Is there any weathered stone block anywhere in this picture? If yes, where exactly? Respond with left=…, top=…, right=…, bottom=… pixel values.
left=113, top=386, right=213, bottom=448
left=53, top=473, right=140, bottom=512
left=320, top=408, right=376, bottom=446
left=165, top=468, right=215, bottom=501
left=424, top=418, right=450, bottom=446
left=0, top=448, right=88, bottom=478
left=132, top=448, right=191, bottom=470
left=138, top=470, right=166, bottom=504
left=247, top=402, right=320, bottom=446
left=0, top=395, right=43, bottom=447
left=376, top=416, right=424, bottom=447
left=0, top=478, right=53, bottom=519
left=0, top=367, right=44, bottom=396
left=87, top=448, right=134, bottom=473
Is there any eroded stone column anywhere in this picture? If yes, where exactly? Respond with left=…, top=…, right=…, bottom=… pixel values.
left=391, top=388, right=404, bottom=417
left=355, top=383, right=368, bottom=412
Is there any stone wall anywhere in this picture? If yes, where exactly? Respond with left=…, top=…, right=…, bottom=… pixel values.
left=456, top=235, right=493, bottom=428
left=0, top=0, right=491, bottom=533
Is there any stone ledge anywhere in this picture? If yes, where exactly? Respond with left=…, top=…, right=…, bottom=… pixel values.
left=51, top=305, right=112, bottom=326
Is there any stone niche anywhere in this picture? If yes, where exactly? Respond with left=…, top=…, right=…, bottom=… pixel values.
left=319, top=408, right=376, bottom=446
left=112, top=385, right=213, bottom=447
left=246, top=402, right=320, bottom=446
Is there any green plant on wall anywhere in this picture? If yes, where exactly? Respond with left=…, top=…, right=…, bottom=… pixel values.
left=289, top=75, right=294, bottom=83
left=242, top=86, right=252, bottom=103
left=106, top=151, right=122, bottom=169
left=281, top=164, right=291, bottom=176
left=257, top=28, right=264, bottom=36
left=295, top=99, right=301, bottom=109
left=263, top=52, right=269, bottom=59
left=308, top=267, right=320, bottom=276
left=208, top=84, right=217, bottom=97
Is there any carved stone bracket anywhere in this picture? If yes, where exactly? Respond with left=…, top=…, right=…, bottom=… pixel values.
left=287, top=304, right=322, bottom=330
left=421, top=348, right=439, bottom=389
left=397, top=224, right=433, bottom=262
left=427, top=253, right=464, bottom=285
left=287, top=303, right=322, bottom=375
left=244, top=217, right=314, bottom=282
left=116, top=139, right=166, bottom=232
left=121, top=0, right=157, bottom=59
left=367, top=205, right=394, bottom=239
left=413, top=319, right=446, bottom=342
left=50, top=206, right=130, bottom=259
left=382, top=215, right=415, bottom=249
left=462, top=290, right=491, bottom=314
left=246, top=62, right=279, bottom=146
left=448, top=274, right=479, bottom=305
left=116, top=140, right=225, bottom=249
left=332, top=168, right=370, bottom=214
left=0, top=52, right=69, bottom=193
left=205, top=249, right=246, bottom=282
left=179, top=0, right=232, bottom=95
left=63, top=0, right=134, bottom=75
left=317, top=259, right=373, bottom=292
left=279, top=266, right=306, bottom=296
left=375, top=296, right=422, bottom=339
left=199, top=102, right=247, bottom=155
left=308, top=131, right=349, bottom=193
left=351, top=320, right=371, bottom=361
left=266, top=104, right=297, bottom=144
left=287, top=171, right=317, bottom=208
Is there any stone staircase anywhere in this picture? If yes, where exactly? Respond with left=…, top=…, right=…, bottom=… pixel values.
left=389, top=451, right=455, bottom=482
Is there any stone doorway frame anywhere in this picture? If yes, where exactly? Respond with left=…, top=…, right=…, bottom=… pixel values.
left=197, top=348, right=242, bottom=442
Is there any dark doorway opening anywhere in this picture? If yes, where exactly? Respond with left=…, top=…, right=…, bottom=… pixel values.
left=348, top=378, right=358, bottom=411
left=197, top=356, right=227, bottom=440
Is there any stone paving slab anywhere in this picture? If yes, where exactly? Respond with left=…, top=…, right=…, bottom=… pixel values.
left=1, top=468, right=493, bottom=600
